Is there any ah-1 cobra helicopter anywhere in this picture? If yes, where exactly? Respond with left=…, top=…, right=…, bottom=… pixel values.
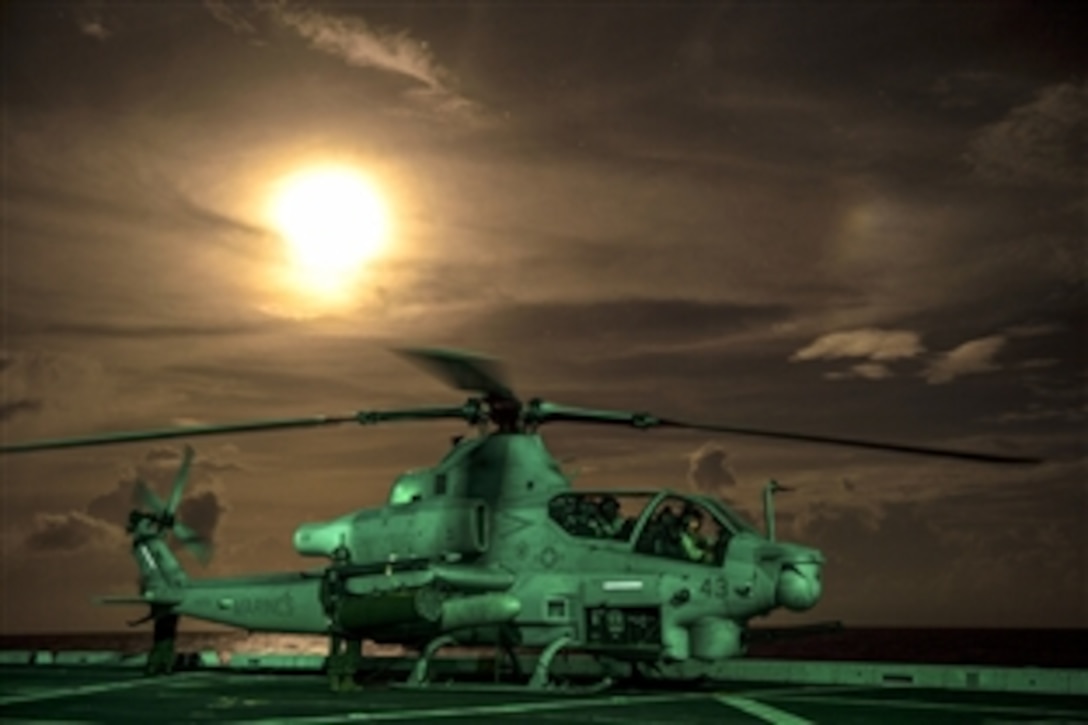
left=1, top=348, right=1039, bottom=691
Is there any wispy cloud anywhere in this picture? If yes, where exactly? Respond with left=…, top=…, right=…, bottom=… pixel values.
left=0, top=350, right=186, bottom=437
left=791, top=328, right=924, bottom=379
left=75, top=1, right=113, bottom=41
left=254, top=1, right=487, bottom=124
left=923, top=335, right=1006, bottom=384
left=268, top=3, right=448, bottom=89
left=791, top=329, right=926, bottom=363
left=204, top=0, right=258, bottom=35
left=824, top=362, right=894, bottom=381
left=24, top=511, right=124, bottom=554
left=22, top=445, right=239, bottom=557
left=967, top=81, right=1087, bottom=187
left=0, top=398, right=43, bottom=422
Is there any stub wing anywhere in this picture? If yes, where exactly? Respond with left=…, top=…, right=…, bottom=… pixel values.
left=95, top=593, right=183, bottom=607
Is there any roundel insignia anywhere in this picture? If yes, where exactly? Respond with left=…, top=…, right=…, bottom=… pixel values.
left=539, top=546, right=559, bottom=569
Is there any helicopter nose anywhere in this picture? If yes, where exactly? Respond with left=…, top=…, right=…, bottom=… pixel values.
left=776, top=560, right=823, bottom=611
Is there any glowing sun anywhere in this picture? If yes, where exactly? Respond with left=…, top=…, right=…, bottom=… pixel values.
left=270, top=167, right=389, bottom=299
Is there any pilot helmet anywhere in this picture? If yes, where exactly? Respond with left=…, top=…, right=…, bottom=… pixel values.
left=681, top=506, right=703, bottom=526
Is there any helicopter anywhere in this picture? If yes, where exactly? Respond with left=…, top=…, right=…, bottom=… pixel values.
left=0, top=348, right=1040, bottom=691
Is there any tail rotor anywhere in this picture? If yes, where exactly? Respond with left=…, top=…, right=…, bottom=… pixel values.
left=127, top=445, right=213, bottom=565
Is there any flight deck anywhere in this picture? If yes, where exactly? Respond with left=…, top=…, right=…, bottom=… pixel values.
left=2, top=650, right=1085, bottom=724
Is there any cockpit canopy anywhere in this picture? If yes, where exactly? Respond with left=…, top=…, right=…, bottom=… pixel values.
left=547, top=489, right=757, bottom=567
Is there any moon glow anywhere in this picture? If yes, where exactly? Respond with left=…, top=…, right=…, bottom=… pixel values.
left=270, top=167, right=390, bottom=300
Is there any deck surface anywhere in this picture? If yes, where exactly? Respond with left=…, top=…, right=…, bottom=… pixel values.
left=2, top=667, right=1086, bottom=724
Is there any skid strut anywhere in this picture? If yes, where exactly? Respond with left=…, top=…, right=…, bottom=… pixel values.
left=146, top=613, right=179, bottom=676
left=327, top=633, right=364, bottom=692
left=406, top=634, right=458, bottom=687
left=527, top=634, right=573, bottom=688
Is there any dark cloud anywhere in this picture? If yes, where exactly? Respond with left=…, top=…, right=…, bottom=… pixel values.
left=31, top=446, right=241, bottom=557
left=176, top=490, right=225, bottom=542
left=967, top=81, right=1087, bottom=187
left=687, top=443, right=740, bottom=498
left=781, top=491, right=1085, bottom=626
left=0, top=398, right=43, bottom=421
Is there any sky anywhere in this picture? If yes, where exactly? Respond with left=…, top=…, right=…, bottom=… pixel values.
left=1, top=1, right=1085, bottom=634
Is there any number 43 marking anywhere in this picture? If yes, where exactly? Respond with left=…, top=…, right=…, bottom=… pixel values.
left=699, top=576, right=728, bottom=600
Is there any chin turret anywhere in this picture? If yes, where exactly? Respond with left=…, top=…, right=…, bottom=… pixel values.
left=776, top=561, right=823, bottom=612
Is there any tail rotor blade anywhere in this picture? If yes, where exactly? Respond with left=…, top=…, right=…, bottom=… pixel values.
left=189, top=540, right=213, bottom=566
left=165, top=446, right=194, bottom=516
left=173, top=521, right=213, bottom=566
left=135, top=480, right=165, bottom=514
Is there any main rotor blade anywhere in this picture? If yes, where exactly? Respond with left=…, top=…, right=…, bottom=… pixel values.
left=0, top=404, right=479, bottom=454
left=657, top=418, right=1042, bottom=464
left=528, top=401, right=1042, bottom=465
left=394, top=347, right=514, bottom=399
left=165, top=446, right=194, bottom=516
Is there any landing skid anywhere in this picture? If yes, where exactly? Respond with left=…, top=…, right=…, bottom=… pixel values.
left=394, top=634, right=613, bottom=695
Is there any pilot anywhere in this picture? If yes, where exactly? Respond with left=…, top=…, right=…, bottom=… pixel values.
left=679, top=507, right=712, bottom=563
left=595, top=496, right=625, bottom=538
left=653, top=508, right=681, bottom=556
left=574, top=497, right=600, bottom=536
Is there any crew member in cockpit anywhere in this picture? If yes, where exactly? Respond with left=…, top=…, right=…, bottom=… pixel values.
left=595, top=495, right=625, bottom=538
left=679, top=506, right=712, bottom=563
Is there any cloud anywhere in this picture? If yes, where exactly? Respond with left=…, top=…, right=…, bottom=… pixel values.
left=967, top=81, right=1087, bottom=187
left=267, top=3, right=447, bottom=90
left=687, top=443, right=739, bottom=498
left=1004, top=323, right=1065, bottom=338
left=1015, top=358, right=1059, bottom=370
left=176, top=491, right=226, bottom=542
left=0, top=350, right=186, bottom=437
left=792, top=329, right=924, bottom=379
left=24, top=511, right=125, bottom=553
left=204, top=0, right=258, bottom=35
left=75, top=2, right=113, bottom=41
left=0, top=398, right=43, bottom=422
left=16, top=445, right=242, bottom=560
left=5, top=181, right=269, bottom=249
left=258, top=2, right=487, bottom=125
left=929, top=70, right=1006, bottom=109
left=824, top=362, right=894, bottom=381
left=923, top=335, right=1006, bottom=384
left=791, top=329, right=925, bottom=363
left=780, top=493, right=1085, bottom=627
